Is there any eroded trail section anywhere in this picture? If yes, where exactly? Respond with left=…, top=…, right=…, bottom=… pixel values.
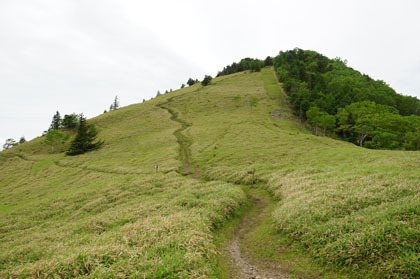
left=157, top=98, right=198, bottom=176
left=228, top=189, right=289, bottom=279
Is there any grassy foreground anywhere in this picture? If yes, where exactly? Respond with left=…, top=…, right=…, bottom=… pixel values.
left=164, top=68, right=420, bottom=278
left=0, top=89, right=245, bottom=278
left=0, top=67, right=419, bottom=278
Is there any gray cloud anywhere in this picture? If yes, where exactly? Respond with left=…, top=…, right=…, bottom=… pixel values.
left=1, top=0, right=420, bottom=146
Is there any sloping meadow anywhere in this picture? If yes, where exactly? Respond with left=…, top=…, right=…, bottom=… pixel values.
left=168, top=68, right=420, bottom=278
left=1, top=67, right=419, bottom=278
left=0, top=89, right=245, bottom=278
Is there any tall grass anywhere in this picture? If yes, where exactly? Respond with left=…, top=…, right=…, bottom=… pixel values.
left=0, top=86, right=245, bottom=278
left=1, top=68, right=418, bottom=278
left=166, top=68, right=420, bottom=278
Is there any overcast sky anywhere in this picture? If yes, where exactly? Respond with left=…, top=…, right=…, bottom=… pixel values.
left=1, top=0, right=420, bottom=147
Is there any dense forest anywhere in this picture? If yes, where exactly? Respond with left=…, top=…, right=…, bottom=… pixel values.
left=272, top=48, right=420, bottom=150
left=217, top=49, right=420, bottom=150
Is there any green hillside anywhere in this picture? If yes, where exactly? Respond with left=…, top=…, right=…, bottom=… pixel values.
left=1, top=68, right=419, bottom=278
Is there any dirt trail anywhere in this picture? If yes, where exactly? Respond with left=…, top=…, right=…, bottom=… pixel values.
left=228, top=190, right=289, bottom=279
left=157, top=98, right=290, bottom=279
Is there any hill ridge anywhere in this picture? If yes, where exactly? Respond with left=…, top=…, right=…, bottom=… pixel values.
left=0, top=68, right=419, bottom=278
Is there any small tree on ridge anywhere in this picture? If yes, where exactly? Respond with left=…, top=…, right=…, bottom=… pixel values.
left=67, top=114, right=103, bottom=155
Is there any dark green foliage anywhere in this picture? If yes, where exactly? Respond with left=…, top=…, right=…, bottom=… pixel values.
left=274, top=48, right=420, bottom=150
left=49, top=111, right=62, bottom=130
left=201, top=75, right=212, bottom=86
left=18, top=136, right=26, bottom=144
left=181, top=84, right=185, bottom=89
left=217, top=58, right=265, bottom=76
left=264, top=56, right=273, bottom=66
left=62, top=113, right=79, bottom=128
left=67, top=115, right=103, bottom=156
left=306, top=106, right=336, bottom=135
left=109, top=96, right=119, bottom=111
left=187, top=78, right=197, bottom=86
left=336, top=101, right=420, bottom=149
left=274, top=48, right=420, bottom=116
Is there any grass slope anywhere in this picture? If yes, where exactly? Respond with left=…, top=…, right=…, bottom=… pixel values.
left=0, top=67, right=419, bottom=278
left=160, top=68, right=420, bottom=278
left=0, top=89, right=245, bottom=278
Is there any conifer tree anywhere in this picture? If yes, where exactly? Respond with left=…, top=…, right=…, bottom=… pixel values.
left=187, top=78, right=196, bottom=86
left=49, top=111, right=62, bottom=130
left=109, top=96, right=119, bottom=111
left=19, top=136, right=26, bottom=144
left=67, top=114, right=103, bottom=155
left=62, top=113, right=78, bottom=128
left=113, top=96, right=119, bottom=110
left=201, top=75, right=212, bottom=86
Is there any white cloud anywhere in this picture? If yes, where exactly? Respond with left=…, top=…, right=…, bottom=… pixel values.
left=1, top=0, right=420, bottom=142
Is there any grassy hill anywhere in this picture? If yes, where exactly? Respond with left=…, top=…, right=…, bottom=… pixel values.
left=1, top=68, right=419, bottom=278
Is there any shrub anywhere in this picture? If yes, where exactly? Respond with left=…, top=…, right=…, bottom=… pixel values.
left=201, top=75, right=212, bottom=86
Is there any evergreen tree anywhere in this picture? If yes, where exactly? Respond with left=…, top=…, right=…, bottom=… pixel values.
left=49, top=111, right=62, bottom=130
left=202, top=75, right=212, bottom=86
left=156, top=90, right=161, bottom=97
left=113, top=96, right=119, bottom=110
left=187, top=78, right=196, bottom=86
left=67, top=114, right=103, bottom=155
left=19, top=136, right=26, bottom=144
left=62, top=113, right=79, bottom=128
left=109, top=96, right=119, bottom=111
left=181, top=84, right=185, bottom=88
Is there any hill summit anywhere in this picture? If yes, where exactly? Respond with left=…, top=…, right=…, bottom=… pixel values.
left=1, top=54, right=419, bottom=278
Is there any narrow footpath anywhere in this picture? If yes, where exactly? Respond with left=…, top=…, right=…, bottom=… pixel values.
left=156, top=98, right=290, bottom=279
left=227, top=187, right=289, bottom=279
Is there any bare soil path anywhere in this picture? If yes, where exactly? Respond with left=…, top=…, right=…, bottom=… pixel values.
left=227, top=188, right=289, bottom=279
left=157, top=97, right=299, bottom=279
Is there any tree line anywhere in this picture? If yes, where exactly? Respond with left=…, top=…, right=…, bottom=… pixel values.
left=216, top=57, right=273, bottom=77
left=273, top=48, right=420, bottom=150
left=153, top=76, right=214, bottom=99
